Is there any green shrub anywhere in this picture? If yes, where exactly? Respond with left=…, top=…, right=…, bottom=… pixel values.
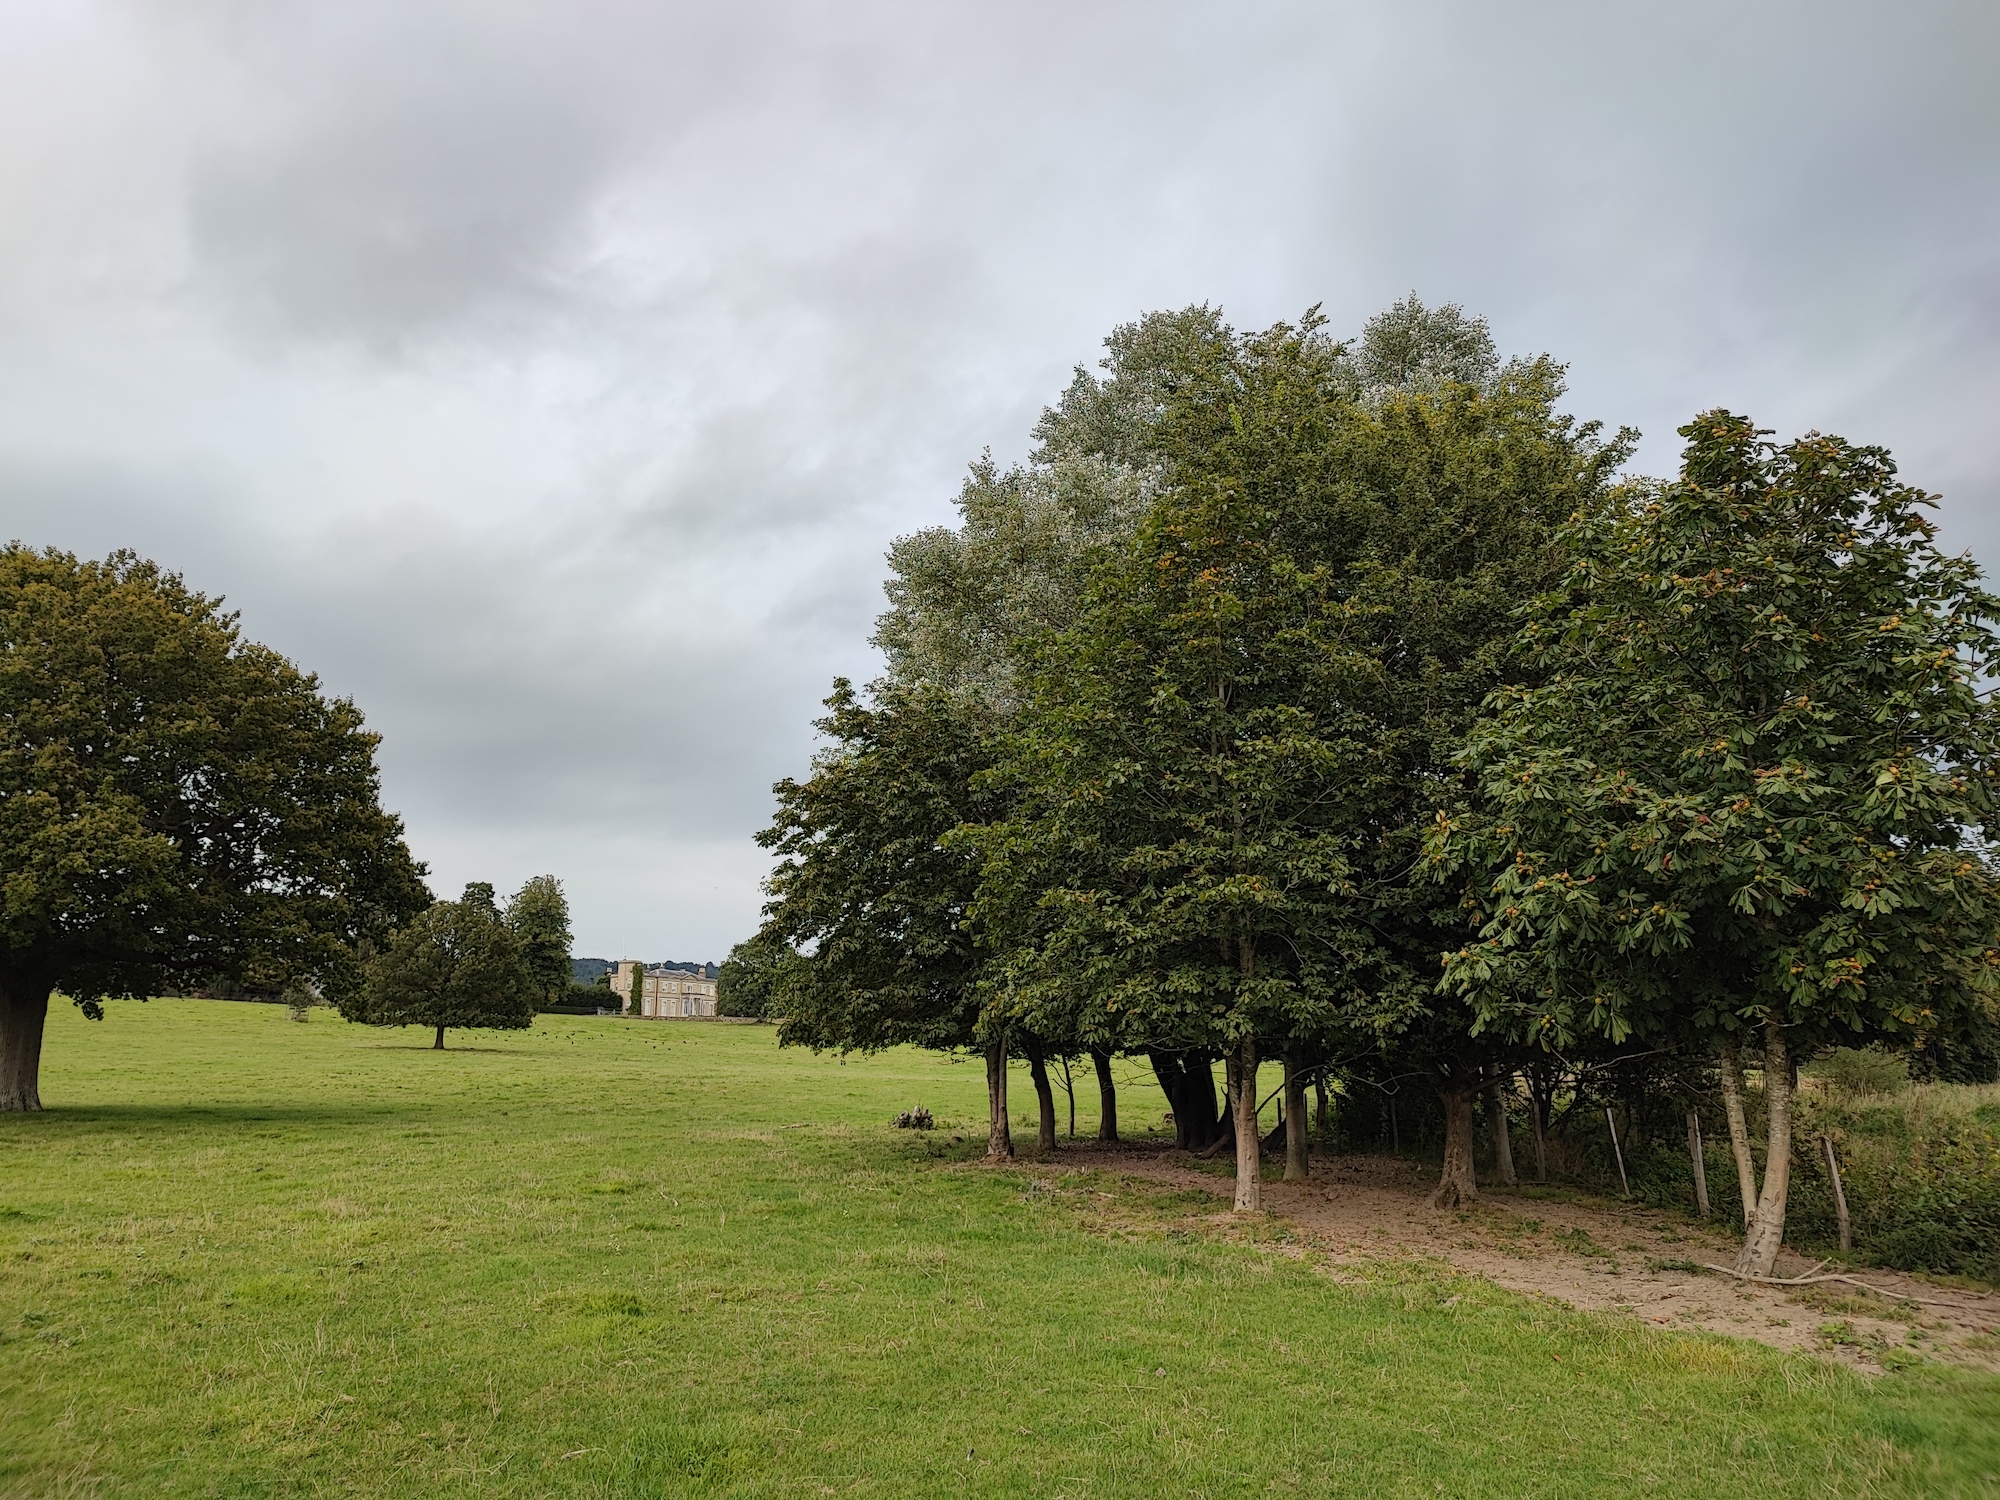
left=1788, top=1084, right=2000, bottom=1281
left=1813, top=1046, right=1910, bottom=1097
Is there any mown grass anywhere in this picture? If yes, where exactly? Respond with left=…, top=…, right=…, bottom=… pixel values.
left=2, top=1000, right=1997, bottom=1498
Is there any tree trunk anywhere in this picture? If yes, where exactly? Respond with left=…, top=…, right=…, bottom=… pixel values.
left=1314, top=1073, right=1332, bottom=1147
left=1529, top=1064, right=1549, bottom=1184
left=1484, top=1068, right=1517, bottom=1187
left=1282, top=1051, right=1311, bottom=1181
left=1733, top=1019, right=1794, bottom=1276
left=1025, top=1039, right=1058, bottom=1153
left=1149, top=1051, right=1189, bottom=1147
left=1717, top=1043, right=1759, bottom=1231
left=1152, top=1050, right=1222, bottom=1151
left=985, top=1036, right=1014, bottom=1159
left=1229, top=1036, right=1261, bottom=1212
left=1687, top=1112, right=1711, bottom=1219
left=1431, top=1082, right=1479, bottom=1208
left=1092, top=1048, right=1118, bottom=1142
left=433, top=1024, right=446, bottom=1050
left=0, top=979, right=51, bottom=1113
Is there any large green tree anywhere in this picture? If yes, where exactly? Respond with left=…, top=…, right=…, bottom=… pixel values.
left=755, top=680, right=1014, bottom=1151
left=978, top=304, right=1631, bottom=1208
left=0, top=546, right=430, bottom=1110
left=504, top=875, right=572, bottom=1010
left=350, top=882, right=536, bottom=1048
left=1434, top=412, right=2000, bottom=1271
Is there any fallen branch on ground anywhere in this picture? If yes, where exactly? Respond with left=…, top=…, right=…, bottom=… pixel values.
left=1698, top=1264, right=1987, bottom=1312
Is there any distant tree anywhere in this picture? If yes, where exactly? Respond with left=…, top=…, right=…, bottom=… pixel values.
left=0, top=545, right=431, bottom=1111
left=717, top=932, right=799, bottom=1018
left=349, top=883, right=536, bottom=1048
left=1435, top=412, right=2000, bottom=1272
left=628, top=962, right=645, bottom=1017
left=504, top=875, right=572, bottom=1010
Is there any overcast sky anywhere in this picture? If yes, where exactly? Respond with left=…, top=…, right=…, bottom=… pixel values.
left=2, top=1, right=1995, bottom=961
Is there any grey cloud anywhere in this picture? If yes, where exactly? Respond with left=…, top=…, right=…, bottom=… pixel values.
left=3, top=0, right=1997, bottom=955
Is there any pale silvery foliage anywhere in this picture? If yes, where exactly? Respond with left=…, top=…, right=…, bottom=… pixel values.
left=874, top=297, right=1539, bottom=713
left=873, top=306, right=1232, bottom=712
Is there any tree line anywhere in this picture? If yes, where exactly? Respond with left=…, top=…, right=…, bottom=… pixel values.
left=729, top=297, right=2000, bottom=1277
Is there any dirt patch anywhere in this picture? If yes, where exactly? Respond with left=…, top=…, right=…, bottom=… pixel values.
left=1038, top=1144, right=2000, bottom=1373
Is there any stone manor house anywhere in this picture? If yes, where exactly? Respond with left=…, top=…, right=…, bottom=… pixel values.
left=610, top=960, right=719, bottom=1019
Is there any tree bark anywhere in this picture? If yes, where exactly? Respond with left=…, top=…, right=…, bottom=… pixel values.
left=1733, top=1019, right=1794, bottom=1276
left=1282, top=1050, right=1311, bottom=1181
left=1431, top=1080, right=1479, bottom=1208
left=1717, top=1043, right=1759, bottom=1231
left=1229, top=1035, right=1261, bottom=1212
left=1314, top=1074, right=1332, bottom=1147
left=1025, top=1038, right=1058, bottom=1154
left=1687, top=1112, right=1711, bottom=1218
left=1484, top=1067, right=1517, bottom=1187
left=433, top=1024, right=446, bottom=1050
left=1151, top=1050, right=1222, bottom=1151
left=1092, top=1048, right=1118, bottom=1142
left=1528, top=1064, right=1549, bottom=1184
left=0, top=979, right=51, bottom=1113
left=985, top=1036, right=1014, bottom=1159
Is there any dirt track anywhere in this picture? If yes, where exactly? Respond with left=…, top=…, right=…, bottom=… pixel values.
left=1034, top=1144, right=2000, bottom=1373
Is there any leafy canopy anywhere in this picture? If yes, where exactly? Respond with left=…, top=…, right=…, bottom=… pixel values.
left=0, top=545, right=429, bottom=1012
left=352, top=883, right=536, bottom=1037
left=1433, top=411, right=2000, bottom=1054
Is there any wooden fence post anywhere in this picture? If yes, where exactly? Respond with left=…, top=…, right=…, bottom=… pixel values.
left=1820, top=1133, right=1851, bottom=1253
left=1686, top=1111, right=1710, bottom=1218
left=1606, top=1107, right=1630, bottom=1199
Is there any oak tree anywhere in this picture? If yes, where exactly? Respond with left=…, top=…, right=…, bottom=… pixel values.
left=0, top=546, right=429, bottom=1110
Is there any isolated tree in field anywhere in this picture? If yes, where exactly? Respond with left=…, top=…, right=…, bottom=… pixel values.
left=504, top=875, right=572, bottom=1010
left=1434, top=412, right=2000, bottom=1272
left=351, top=884, right=537, bottom=1048
left=0, top=546, right=430, bottom=1111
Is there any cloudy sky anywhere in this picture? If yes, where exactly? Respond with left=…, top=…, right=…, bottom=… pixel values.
left=2, top=1, right=1995, bottom=960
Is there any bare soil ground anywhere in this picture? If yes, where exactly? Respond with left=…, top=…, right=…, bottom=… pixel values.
left=1041, top=1143, right=2000, bottom=1374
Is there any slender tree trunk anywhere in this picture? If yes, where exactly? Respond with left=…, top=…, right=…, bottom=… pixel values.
left=985, top=1036, right=1013, bottom=1159
left=1431, top=1080, right=1479, bottom=1208
left=1314, top=1074, right=1332, bottom=1147
left=1717, top=1043, right=1759, bottom=1231
left=1388, top=1094, right=1400, bottom=1154
left=1484, top=1068, right=1517, bottom=1187
left=0, top=979, right=51, bottom=1113
left=1687, top=1112, right=1711, bottom=1218
left=1283, top=1050, right=1311, bottom=1181
left=1529, top=1065, right=1549, bottom=1184
left=1733, top=1019, right=1794, bottom=1276
left=1060, top=1054, right=1075, bottom=1138
left=1025, top=1039, right=1059, bottom=1154
left=433, top=1024, right=446, bottom=1050
left=1092, top=1048, right=1118, bottom=1142
left=1230, top=1035, right=1261, bottom=1211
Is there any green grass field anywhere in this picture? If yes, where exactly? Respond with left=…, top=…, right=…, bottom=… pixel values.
left=2, top=1001, right=1996, bottom=1498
